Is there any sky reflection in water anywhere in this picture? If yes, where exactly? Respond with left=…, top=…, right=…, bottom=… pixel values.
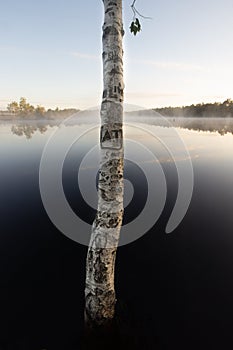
left=0, top=118, right=233, bottom=349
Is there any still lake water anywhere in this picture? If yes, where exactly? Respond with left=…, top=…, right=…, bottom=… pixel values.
left=0, top=116, right=233, bottom=349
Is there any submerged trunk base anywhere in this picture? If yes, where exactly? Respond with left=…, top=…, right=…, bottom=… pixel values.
left=81, top=300, right=160, bottom=350
left=85, top=284, right=116, bottom=328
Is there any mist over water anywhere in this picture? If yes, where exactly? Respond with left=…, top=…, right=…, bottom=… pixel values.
left=0, top=116, right=233, bottom=349
left=3, top=110, right=233, bottom=136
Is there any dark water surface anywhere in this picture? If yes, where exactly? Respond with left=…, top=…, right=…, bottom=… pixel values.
left=0, top=118, right=233, bottom=349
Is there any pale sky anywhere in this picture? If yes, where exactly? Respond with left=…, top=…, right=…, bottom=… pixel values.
left=0, top=0, right=233, bottom=110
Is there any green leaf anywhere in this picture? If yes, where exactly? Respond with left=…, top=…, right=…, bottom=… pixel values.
left=130, top=18, right=141, bottom=36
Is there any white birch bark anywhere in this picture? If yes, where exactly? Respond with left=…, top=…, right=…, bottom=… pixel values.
left=85, top=0, right=124, bottom=326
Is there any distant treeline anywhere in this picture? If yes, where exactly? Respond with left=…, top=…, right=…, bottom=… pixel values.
left=1, top=97, right=79, bottom=119
left=153, top=99, right=233, bottom=118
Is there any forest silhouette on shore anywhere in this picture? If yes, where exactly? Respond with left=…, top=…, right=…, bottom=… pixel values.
left=1, top=98, right=233, bottom=120
left=154, top=99, right=233, bottom=118
left=0, top=97, right=79, bottom=120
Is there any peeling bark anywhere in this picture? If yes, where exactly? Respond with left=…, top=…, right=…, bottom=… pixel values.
left=85, top=0, right=124, bottom=326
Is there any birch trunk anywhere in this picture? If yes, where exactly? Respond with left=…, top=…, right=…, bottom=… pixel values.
left=85, top=0, right=124, bottom=326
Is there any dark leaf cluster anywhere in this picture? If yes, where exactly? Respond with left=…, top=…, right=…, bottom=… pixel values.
left=130, top=18, right=141, bottom=36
